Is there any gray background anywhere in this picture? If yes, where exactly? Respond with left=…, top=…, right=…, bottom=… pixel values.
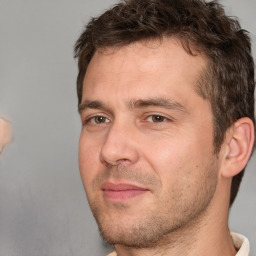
left=0, top=0, right=255, bottom=255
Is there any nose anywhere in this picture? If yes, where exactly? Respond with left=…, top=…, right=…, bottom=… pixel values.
left=99, top=120, right=139, bottom=167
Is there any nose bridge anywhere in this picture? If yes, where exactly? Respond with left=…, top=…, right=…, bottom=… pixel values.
left=99, top=117, right=139, bottom=166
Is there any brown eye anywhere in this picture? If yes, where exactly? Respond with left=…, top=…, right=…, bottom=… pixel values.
left=94, top=116, right=107, bottom=124
left=85, top=116, right=110, bottom=125
left=152, top=115, right=165, bottom=122
left=148, top=115, right=166, bottom=122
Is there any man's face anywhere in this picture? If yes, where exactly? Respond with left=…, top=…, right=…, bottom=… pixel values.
left=79, top=38, right=220, bottom=247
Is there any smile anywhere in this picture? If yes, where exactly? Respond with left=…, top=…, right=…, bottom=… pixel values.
left=101, top=182, right=149, bottom=202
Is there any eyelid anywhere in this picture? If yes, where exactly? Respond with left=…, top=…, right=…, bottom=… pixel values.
left=142, top=113, right=174, bottom=123
left=146, top=115, right=167, bottom=122
left=83, top=113, right=111, bottom=125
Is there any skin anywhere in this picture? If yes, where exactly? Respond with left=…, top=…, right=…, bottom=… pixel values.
left=78, top=38, right=241, bottom=256
left=0, top=117, right=12, bottom=153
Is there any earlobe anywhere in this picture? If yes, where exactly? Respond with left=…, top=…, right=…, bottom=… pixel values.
left=221, top=117, right=255, bottom=178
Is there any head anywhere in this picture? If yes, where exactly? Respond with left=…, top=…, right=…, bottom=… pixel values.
left=74, top=0, right=255, bottom=207
left=75, top=0, right=255, bottom=251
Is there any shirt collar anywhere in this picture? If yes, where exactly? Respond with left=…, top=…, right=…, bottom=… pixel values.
left=231, top=232, right=250, bottom=256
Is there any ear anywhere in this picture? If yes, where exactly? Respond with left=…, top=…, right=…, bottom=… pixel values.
left=220, top=117, right=255, bottom=178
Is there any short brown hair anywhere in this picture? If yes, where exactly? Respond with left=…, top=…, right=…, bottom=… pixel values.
left=74, top=0, right=255, bottom=206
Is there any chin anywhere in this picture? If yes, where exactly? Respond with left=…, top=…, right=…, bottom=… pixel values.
left=93, top=210, right=178, bottom=248
left=99, top=222, right=164, bottom=248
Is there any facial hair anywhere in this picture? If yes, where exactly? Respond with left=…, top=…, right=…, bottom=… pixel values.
left=87, top=160, right=218, bottom=249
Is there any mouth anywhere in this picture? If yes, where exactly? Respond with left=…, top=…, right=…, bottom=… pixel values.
left=101, top=182, right=149, bottom=202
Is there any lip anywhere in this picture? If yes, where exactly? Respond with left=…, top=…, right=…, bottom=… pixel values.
left=101, top=182, right=149, bottom=202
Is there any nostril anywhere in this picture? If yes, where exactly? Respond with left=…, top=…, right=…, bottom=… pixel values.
left=116, top=158, right=130, bottom=165
left=100, top=156, right=131, bottom=168
left=103, top=161, right=113, bottom=168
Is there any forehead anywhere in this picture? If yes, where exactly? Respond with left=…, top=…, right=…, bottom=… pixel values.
left=82, top=38, right=207, bottom=104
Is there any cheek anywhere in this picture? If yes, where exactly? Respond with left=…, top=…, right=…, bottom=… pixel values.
left=144, top=135, right=208, bottom=190
left=145, top=136, right=191, bottom=172
left=78, top=132, right=102, bottom=186
left=141, top=140, right=181, bottom=198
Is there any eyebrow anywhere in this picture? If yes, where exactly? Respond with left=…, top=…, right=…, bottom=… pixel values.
left=78, top=97, right=187, bottom=114
left=78, top=100, right=108, bottom=113
left=128, top=98, right=187, bottom=112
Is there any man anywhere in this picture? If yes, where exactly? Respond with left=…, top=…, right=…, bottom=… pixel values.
left=74, top=0, right=255, bottom=255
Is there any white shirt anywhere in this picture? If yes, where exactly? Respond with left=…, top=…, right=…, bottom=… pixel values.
left=231, top=232, right=250, bottom=256
left=107, top=232, right=249, bottom=256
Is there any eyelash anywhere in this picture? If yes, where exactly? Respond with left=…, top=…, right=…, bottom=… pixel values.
left=145, top=115, right=169, bottom=123
left=84, top=115, right=111, bottom=125
left=84, top=114, right=171, bottom=126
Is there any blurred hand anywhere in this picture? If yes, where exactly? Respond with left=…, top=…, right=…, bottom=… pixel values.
left=0, top=118, right=12, bottom=153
